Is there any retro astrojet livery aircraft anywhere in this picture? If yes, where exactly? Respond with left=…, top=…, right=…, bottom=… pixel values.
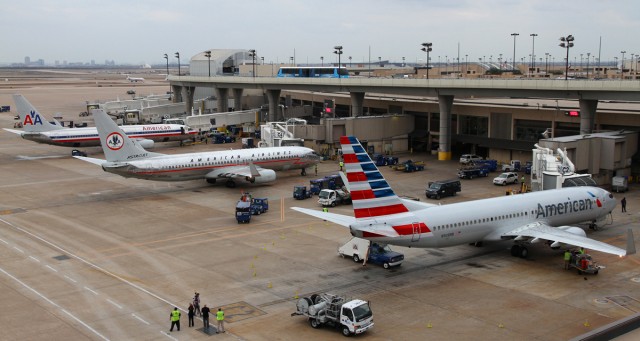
left=73, top=109, right=322, bottom=187
left=293, top=136, right=635, bottom=259
left=4, top=94, right=197, bottom=148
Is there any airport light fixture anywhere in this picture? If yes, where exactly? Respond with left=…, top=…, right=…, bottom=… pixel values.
left=261, top=56, right=264, bottom=65
left=204, top=50, right=211, bottom=77
left=420, top=42, right=432, bottom=79
left=349, top=56, right=352, bottom=68
left=545, top=52, right=549, bottom=74
left=621, top=51, right=626, bottom=79
left=289, top=56, right=294, bottom=66
left=586, top=52, right=591, bottom=79
left=321, top=56, right=324, bottom=66
left=511, top=33, right=519, bottom=71
left=333, top=46, right=343, bottom=76
left=248, top=49, right=256, bottom=78
left=163, top=54, right=170, bottom=97
left=175, top=52, right=181, bottom=76
left=530, top=33, right=538, bottom=75
left=558, top=35, right=574, bottom=80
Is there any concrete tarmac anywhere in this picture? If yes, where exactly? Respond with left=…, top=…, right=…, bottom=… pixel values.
left=0, top=70, right=639, bottom=340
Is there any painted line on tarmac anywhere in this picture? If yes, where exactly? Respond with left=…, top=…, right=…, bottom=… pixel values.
left=0, top=266, right=110, bottom=341
left=84, top=286, right=99, bottom=296
left=13, top=246, right=24, bottom=253
left=64, top=275, right=77, bottom=283
left=161, top=331, right=178, bottom=340
left=45, top=265, right=58, bottom=272
left=132, top=313, right=150, bottom=325
left=106, top=299, right=123, bottom=309
left=0, top=216, right=186, bottom=313
left=0, top=238, right=8, bottom=244
left=29, top=256, right=40, bottom=263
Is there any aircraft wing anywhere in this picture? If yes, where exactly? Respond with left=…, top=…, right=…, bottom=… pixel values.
left=205, top=165, right=260, bottom=179
left=500, top=222, right=627, bottom=256
left=73, top=156, right=107, bottom=166
left=291, top=207, right=356, bottom=228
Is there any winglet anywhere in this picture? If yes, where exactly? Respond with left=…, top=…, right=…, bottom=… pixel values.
left=627, top=229, right=636, bottom=256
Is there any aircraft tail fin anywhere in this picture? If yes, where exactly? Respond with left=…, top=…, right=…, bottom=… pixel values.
left=92, top=109, right=162, bottom=162
left=13, top=94, right=65, bottom=132
left=340, top=136, right=411, bottom=221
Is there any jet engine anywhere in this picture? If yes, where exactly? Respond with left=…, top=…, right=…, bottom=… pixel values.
left=557, top=226, right=587, bottom=237
left=133, top=138, right=154, bottom=148
left=246, top=169, right=276, bottom=184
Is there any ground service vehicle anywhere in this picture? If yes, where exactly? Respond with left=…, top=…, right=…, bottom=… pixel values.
left=568, top=253, right=600, bottom=275
left=251, top=198, right=269, bottom=214
left=612, top=176, right=628, bottom=192
left=293, top=186, right=312, bottom=199
left=493, top=172, right=519, bottom=185
left=426, top=180, right=461, bottom=199
left=0, top=105, right=11, bottom=112
left=338, top=237, right=404, bottom=269
left=235, top=201, right=251, bottom=223
left=372, top=153, right=399, bottom=166
left=292, top=293, right=374, bottom=336
left=403, top=160, right=425, bottom=172
left=502, top=160, right=521, bottom=172
left=209, top=132, right=236, bottom=144
left=318, top=188, right=351, bottom=207
left=459, top=154, right=483, bottom=164
left=524, top=161, right=532, bottom=174
left=457, top=168, right=488, bottom=179
left=472, top=159, right=498, bottom=172
left=277, top=66, right=349, bottom=78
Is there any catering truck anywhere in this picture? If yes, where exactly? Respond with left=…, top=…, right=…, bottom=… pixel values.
left=292, top=292, right=374, bottom=336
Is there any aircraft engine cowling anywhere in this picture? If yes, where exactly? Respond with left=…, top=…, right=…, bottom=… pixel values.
left=246, top=169, right=276, bottom=184
left=133, top=139, right=154, bottom=148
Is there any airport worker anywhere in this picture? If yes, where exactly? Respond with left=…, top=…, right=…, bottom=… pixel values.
left=188, top=303, right=195, bottom=327
left=169, top=307, right=181, bottom=332
left=322, top=207, right=328, bottom=213
left=216, top=308, right=225, bottom=333
left=315, top=164, right=318, bottom=176
left=339, top=160, right=344, bottom=171
left=621, top=197, right=627, bottom=213
left=564, top=250, right=571, bottom=270
left=579, top=247, right=585, bottom=255
left=521, top=175, right=525, bottom=183
left=201, top=304, right=211, bottom=330
left=193, top=292, right=201, bottom=316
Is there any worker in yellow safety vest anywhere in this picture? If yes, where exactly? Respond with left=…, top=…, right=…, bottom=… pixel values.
left=216, top=308, right=225, bottom=333
left=169, top=307, right=181, bottom=332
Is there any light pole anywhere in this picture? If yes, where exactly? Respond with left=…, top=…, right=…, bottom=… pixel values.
left=420, top=42, right=432, bottom=79
left=545, top=52, right=549, bottom=75
left=204, top=50, right=211, bottom=77
left=530, top=33, right=538, bottom=75
left=465, top=54, right=468, bottom=75
left=261, top=56, right=264, bottom=65
left=248, top=49, right=256, bottom=78
left=621, top=50, right=626, bottom=79
left=163, top=53, right=169, bottom=96
left=559, top=35, right=574, bottom=80
left=511, top=33, right=519, bottom=71
left=586, top=52, right=590, bottom=79
left=175, top=52, right=181, bottom=76
left=320, top=56, right=324, bottom=66
left=290, top=56, right=294, bottom=66
left=378, top=56, right=381, bottom=67
left=333, top=46, right=343, bottom=75
left=349, top=56, right=352, bottom=68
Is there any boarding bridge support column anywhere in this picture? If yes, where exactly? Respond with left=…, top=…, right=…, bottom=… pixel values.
left=171, top=85, right=183, bottom=103
left=184, top=86, right=195, bottom=114
left=350, top=92, right=365, bottom=117
left=438, top=95, right=454, bottom=161
left=266, top=89, right=282, bottom=121
left=579, top=99, right=598, bottom=135
left=232, top=88, right=244, bottom=111
left=216, top=88, right=229, bottom=113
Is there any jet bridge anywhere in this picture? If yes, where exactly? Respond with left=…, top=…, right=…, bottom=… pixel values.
left=530, top=144, right=596, bottom=191
left=258, top=119, right=306, bottom=148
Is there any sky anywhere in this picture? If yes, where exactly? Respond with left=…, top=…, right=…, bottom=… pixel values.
left=1, top=0, right=639, bottom=66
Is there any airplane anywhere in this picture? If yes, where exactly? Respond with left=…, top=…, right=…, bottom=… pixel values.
left=4, top=94, right=198, bottom=148
left=126, top=75, right=145, bottom=83
left=73, top=109, right=322, bottom=187
left=292, top=136, right=635, bottom=260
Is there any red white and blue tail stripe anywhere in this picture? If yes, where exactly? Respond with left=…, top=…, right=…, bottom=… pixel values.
left=340, top=136, right=412, bottom=220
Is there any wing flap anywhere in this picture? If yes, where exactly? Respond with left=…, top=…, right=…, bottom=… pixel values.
left=502, top=222, right=627, bottom=256
left=205, top=165, right=254, bottom=179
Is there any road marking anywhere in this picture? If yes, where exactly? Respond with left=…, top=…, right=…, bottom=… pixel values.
left=64, top=275, right=77, bottom=283
left=29, top=256, right=40, bottom=262
left=106, top=299, right=123, bottom=309
left=84, top=286, right=99, bottom=295
left=13, top=246, right=24, bottom=253
left=0, top=266, right=110, bottom=341
left=45, top=265, right=58, bottom=272
left=132, top=313, right=150, bottom=325
left=0, top=238, right=8, bottom=244
left=160, top=331, right=178, bottom=340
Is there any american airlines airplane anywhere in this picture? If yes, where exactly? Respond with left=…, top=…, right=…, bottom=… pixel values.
left=126, top=75, right=145, bottom=82
left=73, top=109, right=322, bottom=187
left=293, top=136, right=635, bottom=259
left=4, top=95, right=198, bottom=148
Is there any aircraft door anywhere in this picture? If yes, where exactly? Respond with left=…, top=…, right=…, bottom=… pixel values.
left=411, top=222, right=421, bottom=242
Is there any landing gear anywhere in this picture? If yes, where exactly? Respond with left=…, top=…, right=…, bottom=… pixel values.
left=510, top=244, right=528, bottom=258
left=206, top=179, right=216, bottom=184
left=588, top=221, right=598, bottom=230
left=225, top=180, right=236, bottom=188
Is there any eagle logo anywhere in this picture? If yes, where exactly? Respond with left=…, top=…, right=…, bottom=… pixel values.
left=106, top=132, right=124, bottom=150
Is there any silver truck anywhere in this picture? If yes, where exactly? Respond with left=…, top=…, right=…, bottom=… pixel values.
left=318, top=188, right=351, bottom=207
left=292, top=293, right=374, bottom=336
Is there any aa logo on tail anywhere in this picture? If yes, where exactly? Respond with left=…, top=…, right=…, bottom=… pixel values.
left=23, top=111, right=43, bottom=126
left=106, top=132, right=124, bottom=150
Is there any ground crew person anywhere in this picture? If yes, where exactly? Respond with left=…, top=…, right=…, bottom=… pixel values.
left=564, top=250, right=571, bottom=270
left=216, top=308, right=225, bottom=333
left=169, top=307, right=181, bottom=332
left=339, top=160, right=344, bottom=171
left=315, top=164, right=318, bottom=176
left=322, top=207, right=328, bottom=213
left=579, top=247, right=585, bottom=255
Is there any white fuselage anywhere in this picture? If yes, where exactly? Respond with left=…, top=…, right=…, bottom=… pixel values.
left=352, top=187, right=616, bottom=248
left=20, top=124, right=197, bottom=147
left=103, top=146, right=320, bottom=181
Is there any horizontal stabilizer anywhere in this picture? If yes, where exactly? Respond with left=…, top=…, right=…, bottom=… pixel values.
left=291, top=207, right=355, bottom=227
left=73, top=156, right=107, bottom=166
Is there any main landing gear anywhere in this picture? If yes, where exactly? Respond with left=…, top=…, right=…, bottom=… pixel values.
left=510, top=244, right=529, bottom=258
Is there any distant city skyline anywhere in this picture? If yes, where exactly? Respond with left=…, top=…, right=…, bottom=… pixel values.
left=2, top=1, right=639, bottom=67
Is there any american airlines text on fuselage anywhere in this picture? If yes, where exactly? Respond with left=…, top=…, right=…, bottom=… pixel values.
left=535, top=197, right=595, bottom=219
